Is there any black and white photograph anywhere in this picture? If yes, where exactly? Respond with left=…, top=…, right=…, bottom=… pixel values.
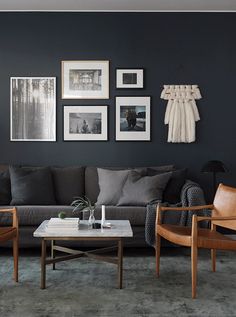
left=10, top=77, right=56, bottom=141
left=64, top=106, right=108, bottom=141
left=116, top=69, right=144, bottom=88
left=116, top=96, right=150, bottom=141
left=62, top=61, right=109, bottom=99
left=69, top=69, right=102, bottom=91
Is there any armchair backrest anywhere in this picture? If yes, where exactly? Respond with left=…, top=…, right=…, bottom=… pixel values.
left=212, top=183, right=236, bottom=230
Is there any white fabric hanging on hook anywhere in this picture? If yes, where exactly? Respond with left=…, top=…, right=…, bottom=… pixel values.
left=161, top=85, right=201, bottom=143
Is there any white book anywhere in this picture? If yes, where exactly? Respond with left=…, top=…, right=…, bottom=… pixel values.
left=47, top=218, right=80, bottom=228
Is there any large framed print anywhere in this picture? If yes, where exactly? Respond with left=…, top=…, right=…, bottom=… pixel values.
left=116, top=96, right=151, bottom=141
left=10, top=77, right=56, bottom=141
left=116, top=69, right=144, bottom=88
left=64, top=106, right=108, bottom=141
left=62, top=60, right=109, bottom=99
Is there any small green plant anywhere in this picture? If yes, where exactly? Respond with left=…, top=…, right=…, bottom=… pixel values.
left=58, top=211, right=66, bottom=219
left=71, top=196, right=95, bottom=214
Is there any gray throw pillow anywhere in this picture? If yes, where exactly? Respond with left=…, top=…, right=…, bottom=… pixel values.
left=96, top=168, right=130, bottom=205
left=117, top=170, right=172, bottom=206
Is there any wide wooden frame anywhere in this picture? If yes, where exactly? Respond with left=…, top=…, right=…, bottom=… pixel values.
left=61, top=60, right=109, bottom=99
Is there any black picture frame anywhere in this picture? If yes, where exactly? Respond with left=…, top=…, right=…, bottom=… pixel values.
left=116, top=68, right=144, bottom=89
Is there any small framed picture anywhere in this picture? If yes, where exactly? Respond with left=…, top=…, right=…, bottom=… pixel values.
left=116, top=96, right=151, bottom=141
left=10, top=77, right=56, bottom=141
left=62, top=60, right=109, bottom=99
left=63, top=105, right=108, bottom=141
left=116, top=69, right=144, bottom=88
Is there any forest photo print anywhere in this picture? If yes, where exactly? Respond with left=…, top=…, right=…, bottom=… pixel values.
left=11, top=77, right=56, bottom=141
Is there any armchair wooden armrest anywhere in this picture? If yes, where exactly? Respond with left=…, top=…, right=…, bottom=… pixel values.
left=0, top=207, right=18, bottom=228
left=156, top=204, right=213, bottom=225
left=158, top=204, right=214, bottom=212
left=197, top=216, right=236, bottom=222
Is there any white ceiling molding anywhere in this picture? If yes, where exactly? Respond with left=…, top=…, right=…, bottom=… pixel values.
left=0, top=0, right=235, bottom=12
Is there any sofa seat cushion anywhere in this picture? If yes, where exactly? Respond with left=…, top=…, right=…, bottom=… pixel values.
left=0, top=206, right=75, bottom=226
left=83, top=206, right=147, bottom=226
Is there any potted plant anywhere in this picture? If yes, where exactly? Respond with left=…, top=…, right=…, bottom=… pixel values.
left=71, top=196, right=95, bottom=228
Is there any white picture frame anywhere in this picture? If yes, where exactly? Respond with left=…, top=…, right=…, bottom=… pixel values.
left=62, top=60, right=109, bottom=99
left=10, top=77, right=56, bottom=142
left=116, top=96, right=151, bottom=141
left=64, top=105, right=108, bottom=141
left=116, top=69, right=144, bottom=88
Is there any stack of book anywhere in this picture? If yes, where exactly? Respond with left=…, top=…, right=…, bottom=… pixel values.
left=46, top=218, right=80, bottom=231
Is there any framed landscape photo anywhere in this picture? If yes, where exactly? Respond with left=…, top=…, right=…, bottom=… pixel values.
left=10, top=77, right=56, bottom=141
left=63, top=105, right=108, bottom=141
left=116, top=96, right=151, bottom=141
left=116, top=69, right=144, bottom=88
left=62, top=60, right=109, bottom=99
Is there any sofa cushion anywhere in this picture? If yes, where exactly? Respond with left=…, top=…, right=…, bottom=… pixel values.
left=148, top=168, right=187, bottom=203
left=85, top=165, right=174, bottom=204
left=9, top=166, right=56, bottom=205
left=0, top=205, right=76, bottom=226
left=83, top=205, right=146, bottom=226
left=118, top=170, right=172, bottom=206
left=96, top=168, right=130, bottom=206
left=51, top=166, right=85, bottom=205
left=0, top=170, right=11, bottom=205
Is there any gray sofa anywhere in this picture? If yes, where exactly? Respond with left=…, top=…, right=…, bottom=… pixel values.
left=0, top=165, right=205, bottom=248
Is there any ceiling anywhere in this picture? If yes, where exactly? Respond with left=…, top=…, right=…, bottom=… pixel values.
left=0, top=0, right=235, bottom=12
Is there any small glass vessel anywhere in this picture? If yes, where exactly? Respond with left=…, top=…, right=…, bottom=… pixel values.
left=88, top=208, right=95, bottom=229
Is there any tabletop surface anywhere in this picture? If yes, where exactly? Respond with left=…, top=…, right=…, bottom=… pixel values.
left=33, top=220, right=133, bottom=238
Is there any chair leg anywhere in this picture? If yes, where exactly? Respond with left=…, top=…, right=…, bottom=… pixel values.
left=211, top=249, right=216, bottom=272
left=13, top=236, right=18, bottom=282
left=191, top=244, right=198, bottom=299
left=155, top=233, right=161, bottom=277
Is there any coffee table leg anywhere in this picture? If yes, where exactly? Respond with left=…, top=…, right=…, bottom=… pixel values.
left=51, top=240, right=56, bottom=270
left=41, top=238, right=46, bottom=289
left=118, top=239, right=123, bottom=289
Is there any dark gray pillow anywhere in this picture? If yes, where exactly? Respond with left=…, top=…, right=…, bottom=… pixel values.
left=10, top=166, right=56, bottom=205
left=96, top=168, right=130, bottom=205
left=117, top=170, right=172, bottom=206
left=148, top=165, right=175, bottom=172
left=0, top=170, right=11, bottom=205
left=148, top=168, right=187, bottom=203
left=51, top=166, right=85, bottom=205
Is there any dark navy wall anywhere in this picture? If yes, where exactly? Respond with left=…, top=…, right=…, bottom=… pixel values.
left=0, top=12, right=235, bottom=197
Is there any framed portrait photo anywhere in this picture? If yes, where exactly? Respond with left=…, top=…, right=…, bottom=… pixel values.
left=10, top=77, right=56, bottom=141
left=116, top=96, right=151, bottom=141
left=63, top=105, right=108, bottom=141
left=62, top=60, right=109, bottom=99
left=116, top=69, right=144, bottom=88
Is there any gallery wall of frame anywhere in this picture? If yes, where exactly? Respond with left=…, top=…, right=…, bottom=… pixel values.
left=10, top=62, right=149, bottom=142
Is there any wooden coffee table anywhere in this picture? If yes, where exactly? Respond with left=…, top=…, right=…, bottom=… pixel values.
left=33, top=220, right=133, bottom=289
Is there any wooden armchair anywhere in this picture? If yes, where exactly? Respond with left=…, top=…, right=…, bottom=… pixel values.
left=155, top=183, right=236, bottom=298
left=0, top=207, right=19, bottom=282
